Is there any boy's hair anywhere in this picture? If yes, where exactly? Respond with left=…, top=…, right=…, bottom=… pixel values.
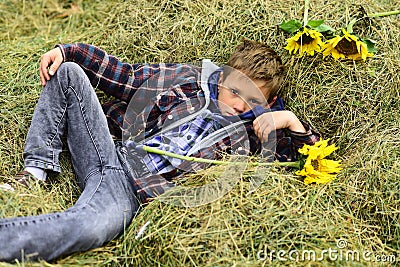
left=223, top=39, right=284, bottom=102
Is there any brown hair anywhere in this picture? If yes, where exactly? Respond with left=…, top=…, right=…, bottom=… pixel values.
left=224, top=40, right=284, bottom=101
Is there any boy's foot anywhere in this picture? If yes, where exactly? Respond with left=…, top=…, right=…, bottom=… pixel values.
left=0, top=183, right=14, bottom=191
left=13, top=170, right=46, bottom=188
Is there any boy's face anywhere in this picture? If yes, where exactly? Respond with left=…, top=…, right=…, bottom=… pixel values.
left=217, top=70, right=270, bottom=116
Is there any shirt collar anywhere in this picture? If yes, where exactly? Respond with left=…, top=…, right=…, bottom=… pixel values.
left=207, top=67, right=222, bottom=101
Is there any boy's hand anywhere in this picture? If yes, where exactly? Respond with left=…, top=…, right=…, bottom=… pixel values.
left=253, top=111, right=307, bottom=142
left=40, top=47, right=63, bottom=86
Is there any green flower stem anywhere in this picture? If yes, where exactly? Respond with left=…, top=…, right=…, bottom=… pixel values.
left=347, top=18, right=357, bottom=33
left=142, top=145, right=301, bottom=168
left=347, top=10, right=400, bottom=33
left=367, top=10, right=400, bottom=18
left=303, top=0, right=310, bottom=26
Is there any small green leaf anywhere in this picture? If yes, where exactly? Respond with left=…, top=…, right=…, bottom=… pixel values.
left=280, top=19, right=303, bottom=34
left=346, top=18, right=358, bottom=34
left=363, top=38, right=378, bottom=53
left=315, top=24, right=336, bottom=33
left=306, top=20, right=335, bottom=33
left=307, top=20, right=324, bottom=28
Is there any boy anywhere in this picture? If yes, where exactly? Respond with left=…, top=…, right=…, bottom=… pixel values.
left=0, top=40, right=319, bottom=262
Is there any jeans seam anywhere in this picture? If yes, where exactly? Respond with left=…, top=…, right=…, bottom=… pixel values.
left=24, top=159, right=62, bottom=173
left=82, top=168, right=127, bottom=206
left=51, top=105, right=67, bottom=168
left=29, top=94, right=67, bottom=170
left=69, top=85, right=105, bottom=171
left=46, top=103, right=67, bottom=148
left=85, top=171, right=104, bottom=204
left=0, top=206, right=85, bottom=228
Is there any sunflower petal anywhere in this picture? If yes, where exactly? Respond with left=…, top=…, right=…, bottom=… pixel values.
left=296, top=139, right=342, bottom=185
left=285, top=28, right=324, bottom=57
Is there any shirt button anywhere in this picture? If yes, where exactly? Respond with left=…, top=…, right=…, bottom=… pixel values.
left=168, top=115, right=173, bottom=120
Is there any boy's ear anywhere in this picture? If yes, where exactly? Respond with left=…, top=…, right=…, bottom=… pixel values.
left=266, top=96, right=277, bottom=108
left=218, top=71, right=224, bottom=84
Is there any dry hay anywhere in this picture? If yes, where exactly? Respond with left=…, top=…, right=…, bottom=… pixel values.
left=0, top=0, right=399, bottom=266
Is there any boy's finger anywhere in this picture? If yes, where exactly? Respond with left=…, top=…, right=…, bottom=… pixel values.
left=48, top=57, right=62, bottom=76
left=39, top=70, right=46, bottom=86
left=260, top=124, right=271, bottom=142
left=40, top=58, right=51, bottom=82
left=253, top=121, right=261, bottom=137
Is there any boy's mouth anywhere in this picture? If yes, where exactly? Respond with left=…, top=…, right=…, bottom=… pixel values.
left=222, top=111, right=238, bottom=116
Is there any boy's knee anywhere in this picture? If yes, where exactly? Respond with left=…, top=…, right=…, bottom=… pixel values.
left=56, top=62, right=86, bottom=82
left=78, top=206, right=129, bottom=248
left=52, top=62, right=92, bottom=96
left=58, top=62, right=83, bottom=73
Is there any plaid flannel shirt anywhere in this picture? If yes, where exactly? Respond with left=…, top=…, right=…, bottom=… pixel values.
left=59, top=43, right=320, bottom=203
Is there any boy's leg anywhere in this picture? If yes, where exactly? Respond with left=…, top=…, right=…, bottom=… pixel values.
left=23, top=62, right=115, bottom=187
left=0, top=62, right=140, bottom=262
left=0, top=167, right=140, bottom=262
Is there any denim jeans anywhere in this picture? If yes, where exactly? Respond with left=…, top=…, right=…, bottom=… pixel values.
left=0, top=62, right=141, bottom=262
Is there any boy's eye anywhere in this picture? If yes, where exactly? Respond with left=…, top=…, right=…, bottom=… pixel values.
left=250, top=99, right=261, bottom=105
left=231, top=89, right=239, bottom=95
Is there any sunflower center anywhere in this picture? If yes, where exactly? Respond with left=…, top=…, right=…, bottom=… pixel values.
left=335, top=38, right=358, bottom=55
left=311, top=159, right=320, bottom=170
left=296, top=33, right=314, bottom=45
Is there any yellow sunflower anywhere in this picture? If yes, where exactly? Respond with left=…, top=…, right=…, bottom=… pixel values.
left=285, top=27, right=324, bottom=57
left=295, top=139, right=342, bottom=185
left=322, top=29, right=373, bottom=60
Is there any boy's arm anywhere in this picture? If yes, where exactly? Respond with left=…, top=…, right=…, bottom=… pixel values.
left=274, top=121, right=320, bottom=161
left=284, top=120, right=320, bottom=148
left=252, top=111, right=320, bottom=160
left=253, top=110, right=307, bottom=141
left=39, top=43, right=167, bottom=101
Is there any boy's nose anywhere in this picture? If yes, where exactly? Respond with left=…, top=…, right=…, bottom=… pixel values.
left=233, top=98, right=249, bottom=113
